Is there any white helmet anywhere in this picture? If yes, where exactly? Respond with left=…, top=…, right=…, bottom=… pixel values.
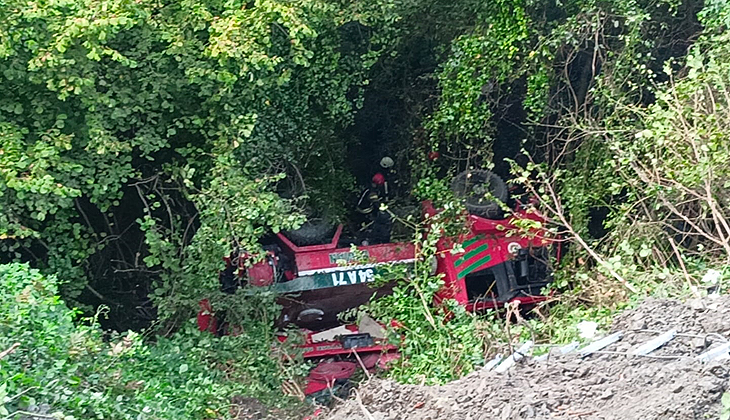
left=380, top=156, right=394, bottom=169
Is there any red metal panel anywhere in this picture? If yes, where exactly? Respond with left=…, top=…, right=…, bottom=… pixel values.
left=468, top=209, right=552, bottom=241
left=435, top=235, right=468, bottom=306
left=276, top=224, right=344, bottom=254
left=434, top=208, right=555, bottom=309
left=196, top=299, right=217, bottom=333
left=247, top=260, right=274, bottom=286
left=292, top=242, right=416, bottom=274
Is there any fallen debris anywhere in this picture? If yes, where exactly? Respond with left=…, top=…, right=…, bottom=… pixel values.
left=484, top=354, right=503, bottom=371
left=579, top=332, right=623, bottom=358
left=697, top=342, right=730, bottom=363
left=632, top=329, right=676, bottom=356
left=311, top=325, right=354, bottom=343
left=324, top=296, right=730, bottom=420
left=494, top=341, right=533, bottom=373
left=559, top=341, right=580, bottom=354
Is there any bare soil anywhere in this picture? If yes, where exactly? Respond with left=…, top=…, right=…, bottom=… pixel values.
left=324, top=295, right=730, bottom=420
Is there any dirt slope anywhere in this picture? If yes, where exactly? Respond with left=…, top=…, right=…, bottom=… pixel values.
left=325, top=296, right=730, bottom=420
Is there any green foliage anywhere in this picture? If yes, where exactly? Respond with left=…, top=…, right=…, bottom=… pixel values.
left=0, top=0, right=403, bottom=321
left=411, top=160, right=454, bottom=207
left=608, top=32, right=730, bottom=258
left=698, top=0, right=730, bottom=31
left=143, top=158, right=306, bottom=319
left=499, top=0, right=728, bottom=281
left=361, top=204, right=491, bottom=385
left=0, top=263, right=302, bottom=419
left=427, top=0, right=530, bottom=162
left=2, top=0, right=729, bottom=408
left=721, top=392, right=730, bottom=420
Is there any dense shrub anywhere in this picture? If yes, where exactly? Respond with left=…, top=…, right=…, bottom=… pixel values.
left=0, top=263, right=300, bottom=419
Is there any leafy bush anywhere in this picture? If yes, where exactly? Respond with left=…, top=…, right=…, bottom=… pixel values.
left=0, top=0, right=403, bottom=324
left=359, top=205, right=494, bottom=385
left=0, top=263, right=302, bottom=419
left=426, top=0, right=530, bottom=166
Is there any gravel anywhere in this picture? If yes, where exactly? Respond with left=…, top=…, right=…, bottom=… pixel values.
left=324, top=295, right=730, bottom=420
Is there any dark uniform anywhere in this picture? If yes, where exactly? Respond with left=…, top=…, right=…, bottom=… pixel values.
left=355, top=173, right=392, bottom=244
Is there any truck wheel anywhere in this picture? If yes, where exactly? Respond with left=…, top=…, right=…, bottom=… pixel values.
left=284, top=217, right=336, bottom=246
left=451, top=169, right=509, bottom=219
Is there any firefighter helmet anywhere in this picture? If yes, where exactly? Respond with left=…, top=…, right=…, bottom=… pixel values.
left=372, top=173, right=386, bottom=185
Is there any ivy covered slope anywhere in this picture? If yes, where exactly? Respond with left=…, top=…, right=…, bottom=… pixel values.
left=425, top=0, right=730, bottom=282
left=0, top=0, right=400, bottom=321
left=0, top=263, right=299, bottom=419
left=3, top=0, right=730, bottom=416
left=365, top=0, right=730, bottom=386
left=0, top=0, right=399, bottom=416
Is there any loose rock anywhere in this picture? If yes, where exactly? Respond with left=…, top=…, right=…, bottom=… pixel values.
left=324, top=296, right=730, bottom=420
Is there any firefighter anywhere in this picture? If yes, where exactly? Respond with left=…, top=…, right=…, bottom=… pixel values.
left=378, top=156, right=397, bottom=200
left=356, top=173, right=393, bottom=244
left=356, top=173, right=386, bottom=216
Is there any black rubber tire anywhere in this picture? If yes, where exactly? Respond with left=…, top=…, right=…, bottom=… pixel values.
left=284, top=217, right=336, bottom=246
left=450, top=169, right=509, bottom=219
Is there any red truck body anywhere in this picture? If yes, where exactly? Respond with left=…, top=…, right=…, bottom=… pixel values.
left=198, top=201, right=559, bottom=396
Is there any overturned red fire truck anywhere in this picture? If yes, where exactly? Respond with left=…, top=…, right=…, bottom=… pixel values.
left=197, top=170, right=560, bottom=398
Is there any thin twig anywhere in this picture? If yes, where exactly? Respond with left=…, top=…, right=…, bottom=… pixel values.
left=411, top=281, right=437, bottom=330
left=85, top=284, right=107, bottom=301
left=0, top=343, right=20, bottom=359
left=4, top=411, right=56, bottom=420
left=667, top=237, right=701, bottom=298
left=353, top=389, right=376, bottom=420
left=524, top=164, right=638, bottom=293
left=352, top=350, right=372, bottom=381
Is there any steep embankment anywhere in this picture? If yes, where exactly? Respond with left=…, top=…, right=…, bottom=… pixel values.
left=326, top=296, right=730, bottom=420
